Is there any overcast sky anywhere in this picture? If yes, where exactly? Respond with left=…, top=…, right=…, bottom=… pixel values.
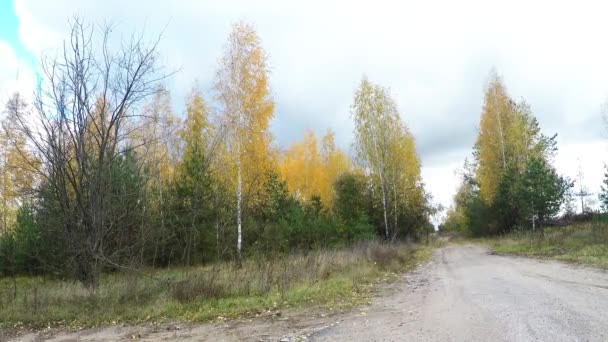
left=1, top=0, right=608, bottom=216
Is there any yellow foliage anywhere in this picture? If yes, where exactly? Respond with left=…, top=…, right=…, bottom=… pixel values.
left=0, top=93, right=38, bottom=231
left=476, top=73, right=513, bottom=205
left=280, top=129, right=351, bottom=208
left=215, top=21, right=277, bottom=215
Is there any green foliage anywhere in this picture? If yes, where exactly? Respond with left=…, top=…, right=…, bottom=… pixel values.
left=0, top=204, right=47, bottom=276
left=333, top=173, right=374, bottom=241
left=520, top=157, right=571, bottom=222
left=445, top=74, right=569, bottom=236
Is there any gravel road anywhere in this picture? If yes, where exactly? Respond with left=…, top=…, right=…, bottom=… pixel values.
left=311, top=244, right=608, bottom=341
left=8, top=244, right=608, bottom=341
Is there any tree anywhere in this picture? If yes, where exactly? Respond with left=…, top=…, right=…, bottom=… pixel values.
left=476, top=72, right=513, bottom=205
left=319, top=130, right=351, bottom=208
left=351, top=77, right=401, bottom=239
left=279, top=129, right=351, bottom=208
left=172, top=87, right=216, bottom=265
left=333, top=172, right=374, bottom=241
left=521, top=157, right=571, bottom=234
left=129, top=86, right=181, bottom=266
left=388, top=128, right=426, bottom=239
left=448, top=70, right=568, bottom=235
left=215, top=22, right=275, bottom=263
left=280, top=130, right=324, bottom=204
left=0, top=93, right=37, bottom=233
left=10, top=18, right=166, bottom=289
left=351, top=77, right=428, bottom=240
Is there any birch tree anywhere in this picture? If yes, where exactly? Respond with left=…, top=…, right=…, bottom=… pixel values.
left=215, top=22, right=275, bottom=263
left=351, top=77, right=401, bottom=239
left=476, top=73, right=514, bottom=205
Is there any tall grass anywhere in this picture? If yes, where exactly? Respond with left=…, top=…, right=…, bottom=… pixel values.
left=0, top=241, right=429, bottom=328
left=490, top=221, right=608, bottom=267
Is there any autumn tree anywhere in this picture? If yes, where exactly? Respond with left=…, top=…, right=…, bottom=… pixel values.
left=280, top=129, right=350, bottom=208
left=352, top=77, right=400, bottom=239
left=475, top=72, right=514, bottom=205
left=170, top=87, right=220, bottom=264
left=0, top=93, right=37, bottom=232
left=388, top=128, right=426, bottom=238
left=280, top=130, right=323, bottom=203
left=215, top=22, right=275, bottom=262
left=319, top=130, right=351, bottom=208
left=449, top=70, right=569, bottom=236
left=351, top=77, right=428, bottom=240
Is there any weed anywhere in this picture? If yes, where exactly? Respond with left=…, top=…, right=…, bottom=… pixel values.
left=0, top=241, right=432, bottom=328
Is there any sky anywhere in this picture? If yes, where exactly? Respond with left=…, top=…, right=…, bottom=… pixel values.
left=1, top=0, right=608, bottom=218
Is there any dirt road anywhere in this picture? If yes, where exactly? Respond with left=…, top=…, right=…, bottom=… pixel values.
left=312, top=244, right=608, bottom=341
left=8, top=245, right=608, bottom=341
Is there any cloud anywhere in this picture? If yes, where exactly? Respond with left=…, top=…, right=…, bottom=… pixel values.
left=0, top=40, right=36, bottom=104
left=12, top=0, right=608, bottom=209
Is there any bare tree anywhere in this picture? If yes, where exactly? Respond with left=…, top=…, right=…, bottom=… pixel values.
left=575, top=159, right=592, bottom=214
left=11, top=17, right=166, bottom=290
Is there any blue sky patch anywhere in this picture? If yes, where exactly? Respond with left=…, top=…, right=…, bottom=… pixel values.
left=0, top=0, right=36, bottom=67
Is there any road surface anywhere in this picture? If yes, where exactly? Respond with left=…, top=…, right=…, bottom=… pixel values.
left=310, top=244, right=608, bottom=341
left=8, top=245, right=608, bottom=341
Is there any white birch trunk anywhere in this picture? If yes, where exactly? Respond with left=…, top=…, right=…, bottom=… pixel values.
left=380, top=176, right=389, bottom=240
left=236, top=146, right=243, bottom=264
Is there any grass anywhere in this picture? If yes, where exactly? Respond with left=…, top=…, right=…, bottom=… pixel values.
left=0, top=241, right=434, bottom=329
left=488, top=222, right=608, bottom=268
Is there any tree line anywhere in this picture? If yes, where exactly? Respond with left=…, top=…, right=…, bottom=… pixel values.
left=0, top=19, right=432, bottom=288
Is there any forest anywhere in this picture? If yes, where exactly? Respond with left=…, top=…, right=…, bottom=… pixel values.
left=0, top=19, right=433, bottom=291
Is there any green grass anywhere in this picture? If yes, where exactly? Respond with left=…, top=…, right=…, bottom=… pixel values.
left=0, top=241, right=434, bottom=329
left=487, top=222, right=608, bottom=268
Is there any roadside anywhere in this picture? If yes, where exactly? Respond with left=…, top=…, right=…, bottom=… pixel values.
left=488, top=223, right=608, bottom=268
left=7, top=244, right=608, bottom=341
left=2, top=260, right=434, bottom=342
left=0, top=242, right=435, bottom=341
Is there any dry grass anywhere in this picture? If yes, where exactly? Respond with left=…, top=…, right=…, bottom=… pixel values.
left=0, top=241, right=432, bottom=328
left=489, top=222, right=608, bottom=268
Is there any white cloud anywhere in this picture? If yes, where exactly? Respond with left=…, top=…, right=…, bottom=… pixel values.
left=12, top=0, right=608, bottom=209
left=0, top=41, right=36, bottom=105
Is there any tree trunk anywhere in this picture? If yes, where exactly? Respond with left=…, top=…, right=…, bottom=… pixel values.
left=393, top=184, right=398, bottom=239
left=216, top=218, right=220, bottom=258
left=236, top=154, right=243, bottom=266
left=380, top=177, right=389, bottom=240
